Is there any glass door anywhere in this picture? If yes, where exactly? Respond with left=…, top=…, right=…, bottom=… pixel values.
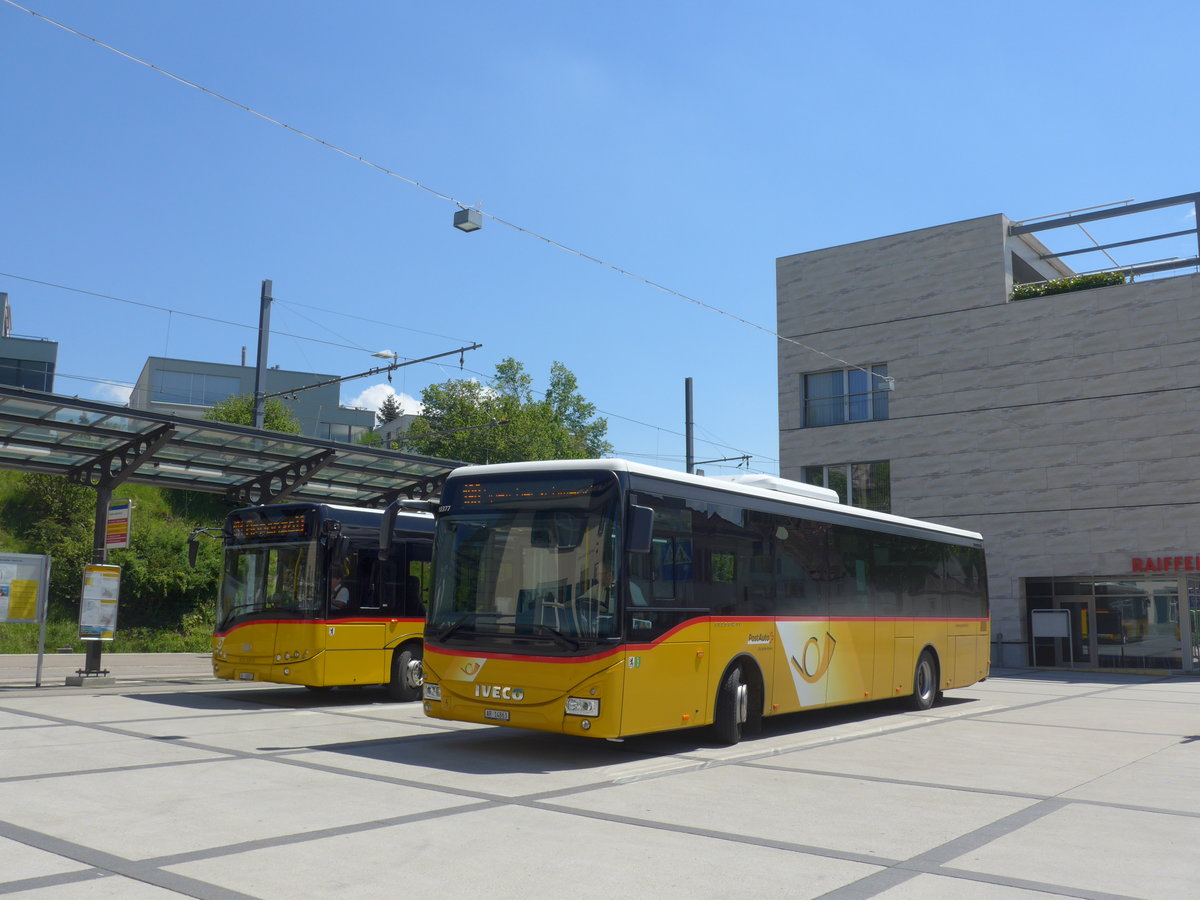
left=1054, top=599, right=1092, bottom=667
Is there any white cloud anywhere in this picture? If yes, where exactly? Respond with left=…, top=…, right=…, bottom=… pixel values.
left=94, top=381, right=133, bottom=405
left=345, top=382, right=423, bottom=416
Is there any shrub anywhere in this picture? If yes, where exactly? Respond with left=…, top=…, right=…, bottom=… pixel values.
left=1012, top=271, right=1127, bottom=300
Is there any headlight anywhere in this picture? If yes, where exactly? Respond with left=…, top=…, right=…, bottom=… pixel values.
left=565, top=697, right=600, bottom=717
left=423, top=683, right=442, bottom=701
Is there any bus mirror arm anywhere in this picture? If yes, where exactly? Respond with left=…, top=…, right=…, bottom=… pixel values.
left=186, top=526, right=222, bottom=569
left=627, top=505, right=654, bottom=554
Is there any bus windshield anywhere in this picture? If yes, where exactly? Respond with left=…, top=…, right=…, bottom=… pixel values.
left=430, top=473, right=620, bottom=649
left=218, top=540, right=320, bottom=628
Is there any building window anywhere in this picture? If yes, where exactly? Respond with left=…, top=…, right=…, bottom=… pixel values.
left=319, top=423, right=368, bottom=444
left=803, top=461, right=890, bottom=513
left=0, top=358, right=54, bottom=391
left=151, top=370, right=240, bottom=407
left=802, top=364, right=889, bottom=427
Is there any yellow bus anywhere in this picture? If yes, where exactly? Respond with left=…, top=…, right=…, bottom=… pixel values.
left=420, top=459, right=989, bottom=743
left=209, top=502, right=432, bottom=699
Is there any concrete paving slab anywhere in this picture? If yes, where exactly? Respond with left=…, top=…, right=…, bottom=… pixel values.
left=0, top=836, right=88, bottom=882
left=1, top=723, right=226, bottom=779
left=7, top=874, right=188, bottom=898
left=0, top=653, right=215, bottom=688
left=553, top=764, right=1036, bottom=860
left=977, top=694, right=1200, bottom=735
left=944, top=803, right=1200, bottom=900
left=0, top=757, right=477, bottom=861
left=0, top=692, right=269, bottom=725
left=755, top=718, right=1175, bottom=796
left=1061, top=740, right=1200, bottom=814
left=163, top=803, right=883, bottom=900
left=871, top=872, right=1068, bottom=898
left=2, top=664, right=1199, bottom=898
left=279, top=720, right=711, bottom=797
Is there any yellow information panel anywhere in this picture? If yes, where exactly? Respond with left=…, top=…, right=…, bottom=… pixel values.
left=0, top=554, right=51, bottom=624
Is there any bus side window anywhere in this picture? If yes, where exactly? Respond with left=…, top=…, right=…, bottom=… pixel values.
left=403, top=542, right=432, bottom=617
left=828, top=525, right=874, bottom=618
left=329, top=551, right=357, bottom=618
left=355, top=554, right=380, bottom=610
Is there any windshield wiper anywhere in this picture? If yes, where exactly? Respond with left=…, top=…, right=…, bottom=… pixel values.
left=217, top=600, right=264, bottom=630
left=526, top=623, right=579, bottom=651
left=433, top=612, right=480, bottom=642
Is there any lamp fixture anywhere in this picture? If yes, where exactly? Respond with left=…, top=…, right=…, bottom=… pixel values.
left=153, top=462, right=225, bottom=478
left=0, top=442, right=53, bottom=457
left=453, top=207, right=482, bottom=232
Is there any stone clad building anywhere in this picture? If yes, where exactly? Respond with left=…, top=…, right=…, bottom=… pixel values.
left=776, top=193, right=1200, bottom=672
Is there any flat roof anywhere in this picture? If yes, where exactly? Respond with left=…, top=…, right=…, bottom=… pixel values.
left=0, top=385, right=460, bottom=507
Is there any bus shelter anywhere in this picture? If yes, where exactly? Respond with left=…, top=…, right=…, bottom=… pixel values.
left=0, top=385, right=462, bottom=676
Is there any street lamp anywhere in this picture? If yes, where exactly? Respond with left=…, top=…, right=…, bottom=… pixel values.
left=453, top=207, right=482, bottom=232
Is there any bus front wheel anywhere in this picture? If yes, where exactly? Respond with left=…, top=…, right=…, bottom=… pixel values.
left=387, top=645, right=424, bottom=702
left=713, top=665, right=748, bottom=745
left=909, top=650, right=938, bottom=711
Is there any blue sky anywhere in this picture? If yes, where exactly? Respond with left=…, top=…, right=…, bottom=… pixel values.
left=3, top=0, right=1198, bottom=476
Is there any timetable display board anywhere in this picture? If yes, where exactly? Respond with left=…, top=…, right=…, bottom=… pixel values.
left=79, top=564, right=122, bottom=640
left=0, top=554, right=50, bottom=624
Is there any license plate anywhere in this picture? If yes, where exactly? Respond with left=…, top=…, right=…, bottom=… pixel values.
left=238, top=673, right=255, bottom=681
left=484, top=708, right=510, bottom=721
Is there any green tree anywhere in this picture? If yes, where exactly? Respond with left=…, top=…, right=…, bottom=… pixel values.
left=376, top=393, right=404, bottom=426
left=203, top=393, right=302, bottom=434
left=5, top=473, right=94, bottom=613
left=109, top=513, right=221, bottom=629
left=403, top=358, right=611, bottom=464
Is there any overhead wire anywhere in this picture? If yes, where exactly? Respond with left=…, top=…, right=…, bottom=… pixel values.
left=1, top=0, right=887, bottom=385
left=2, top=268, right=775, bottom=466
left=0, top=270, right=400, bottom=354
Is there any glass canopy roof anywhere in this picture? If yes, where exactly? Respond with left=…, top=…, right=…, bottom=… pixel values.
left=0, top=386, right=461, bottom=507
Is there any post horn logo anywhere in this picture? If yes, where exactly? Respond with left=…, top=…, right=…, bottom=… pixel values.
left=791, top=632, right=837, bottom=684
left=460, top=661, right=481, bottom=676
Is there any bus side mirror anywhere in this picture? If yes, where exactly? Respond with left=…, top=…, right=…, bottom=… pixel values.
left=186, top=526, right=220, bottom=568
left=379, top=500, right=400, bottom=561
left=627, top=505, right=654, bottom=553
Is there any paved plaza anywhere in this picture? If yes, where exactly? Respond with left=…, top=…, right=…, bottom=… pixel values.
left=1, top=654, right=1198, bottom=899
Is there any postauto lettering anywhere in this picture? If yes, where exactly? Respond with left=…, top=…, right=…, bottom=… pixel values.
left=474, top=684, right=526, bottom=701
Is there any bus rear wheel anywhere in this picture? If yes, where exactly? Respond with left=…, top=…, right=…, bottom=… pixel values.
left=713, top=665, right=749, bottom=745
left=387, top=645, right=423, bottom=702
left=909, top=650, right=938, bottom=711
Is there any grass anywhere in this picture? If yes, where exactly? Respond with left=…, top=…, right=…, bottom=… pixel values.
left=0, top=615, right=213, bottom=654
left=0, top=474, right=227, bottom=656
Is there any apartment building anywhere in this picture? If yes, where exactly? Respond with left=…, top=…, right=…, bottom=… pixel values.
left=777, top=193, right=1200, bottom=671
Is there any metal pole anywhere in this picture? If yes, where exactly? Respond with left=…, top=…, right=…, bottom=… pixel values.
left=685, top=377, right=695, bottom=474
left=253, top=279, right=272, bottom=430
left=83, top=485, right=112, bottom=676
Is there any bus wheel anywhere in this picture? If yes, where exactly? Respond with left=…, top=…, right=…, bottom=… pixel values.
left=713, top=665, right=748, bottom=745
left=387, top=645, right=424, bottom=702
left=909, top=650, right=938, bottom=711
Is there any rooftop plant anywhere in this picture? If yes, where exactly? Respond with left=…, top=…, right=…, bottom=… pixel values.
left=1011, top=271, right=1127, bottom=301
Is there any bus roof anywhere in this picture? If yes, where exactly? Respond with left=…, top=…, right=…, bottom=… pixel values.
left=229, top=501, right=432, bottom=523
left=445, top=458, right=984, bottom=543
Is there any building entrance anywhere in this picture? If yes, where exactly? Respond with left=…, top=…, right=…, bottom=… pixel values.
left=1025, top=576, right=1194, bottom=671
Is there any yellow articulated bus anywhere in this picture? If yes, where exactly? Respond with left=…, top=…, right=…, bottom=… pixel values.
left=208, top=502, right=432, bottom=699
left=420, top=459, right=989, bottom=743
